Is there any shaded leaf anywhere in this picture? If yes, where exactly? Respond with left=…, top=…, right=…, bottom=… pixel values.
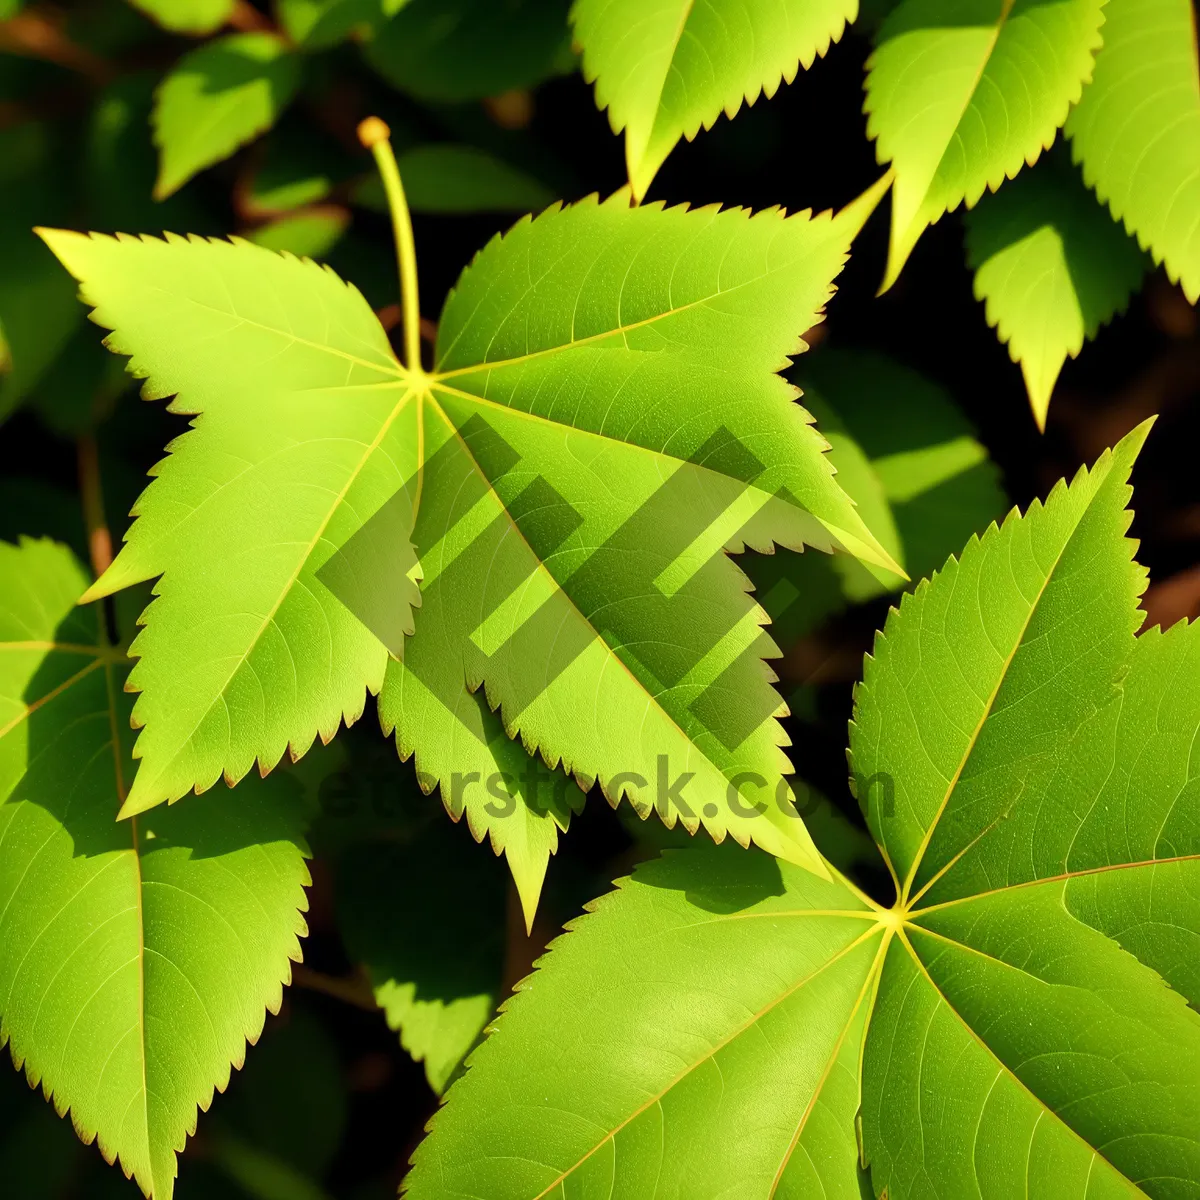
left=749, top=349, right=1006, bottom=647
left=338, top=822, right=504, bottom=1094
left=277, top=0, right=377, bottom=48
left=87, top=73, right=215, bottom=235
left=363, top=0, right=571, bottom=102
left=353, top=144, right=555, bottom=215
left=966, top=152, right=1148, bottom=428
left=244, top=121, right=363, bottom=217
left=0, top=125, right=81, bottom=424
left=215, top=1012, right=346, bottom=1179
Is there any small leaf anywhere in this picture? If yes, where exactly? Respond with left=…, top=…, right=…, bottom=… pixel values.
left=1066, top=0, right=1200, bottom=303
left=215, top=1012, right=346, bottom=1180
left=353, top=144, right=555, bottom=215
left=277, top=0, right=377, bottom=48
left=337, top=822, right=504, bottom=1094
left=363, top=0, right=571, bottom=102
left=749, top=350, right=1006, bottom=645
left=244, top=122, right=361, bottom=216
left=865, top=0, right=1106, bottom=290
left=126, top=0, right=234, bottom=34
left=966, top=153, right=1148, bottom=429
left=0, top=538, right=311, bottom=1200
left=572, top=0, right=858, bottom=200
left=153, top=33, right=301, bottom=200
left=245, top=206, right=350, bottom=259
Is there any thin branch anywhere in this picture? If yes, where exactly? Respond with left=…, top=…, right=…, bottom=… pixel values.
left=0, top=11, right=113, bottom=85
left=292, top=964, right=380, bottom=1012
left=77, top=435, right=113, bottom=582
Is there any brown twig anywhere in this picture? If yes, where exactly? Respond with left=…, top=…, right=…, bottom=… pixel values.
left=226, top=0, right=274, bottom=32
left=0, top=11, right=114, bottom=85
left=77, top=435, right=114, bottom=581
left=292, top=964, right=380, bottom=1012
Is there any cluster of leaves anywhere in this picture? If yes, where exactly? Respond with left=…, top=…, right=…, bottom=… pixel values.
left=574, top=0, right=1198, bottom=427
left=412, top=427, right=1200, bottom=1200
left=2, top=0, right=1198, bottom=1197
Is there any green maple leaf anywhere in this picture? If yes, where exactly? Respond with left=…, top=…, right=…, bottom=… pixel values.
left=153, top=33, right=301, bottom=200
left=40, top=170, right=897, bottom=922
left=966, top=153, right=1148, bottom=430
left=571, top=0, right=858, bottom=200
left=0, top=537, right=311, bottom=1200
left=1066, top=0, right=1200, bottom=304
left=406, top=421, right=1200, bottom=1198
left=865, top=0, right=1106, bottom=291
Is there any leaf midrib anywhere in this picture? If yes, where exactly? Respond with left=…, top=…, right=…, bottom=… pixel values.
left=137, top=285, right=406, bottom=380
left=0, top=658, right=104, bottom=742
left=767, top=942, right=885, bottom=1197
left=101, top=652, right=155, bottom=1193
left=886, top=0, right=1018, bottom=218
left=644, top=0, right=697, bottom=152
left=432, top=233, right=819, bottom=382
left=132, top=384, right=416, bottom=807
left=0, top=632, right=158, bottom=1192
left=898, top=924, right=1151, bottom=1195
left=523, top=920, right=883, bottom=1200
left=422, top=390, right=804, bottom=841
left=899, top=470, right=1106, bottom=903
left=433, top=378, right=829, bottom=514
left=911, top=852, right=1200, bottom=918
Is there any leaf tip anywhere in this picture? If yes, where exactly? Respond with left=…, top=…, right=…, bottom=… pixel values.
left=118, top=779, right=164, bottom=820
left=34, top=226, right=89, bottom=272
left=1022, top=367, right=1054, bottom=432
left=79, top=575, right=116, bottom=605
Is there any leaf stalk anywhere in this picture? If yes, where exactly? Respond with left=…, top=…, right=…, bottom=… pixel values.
left=358, top=116, right=423, bottom=373
left=77, top=434, right=113, bottom=583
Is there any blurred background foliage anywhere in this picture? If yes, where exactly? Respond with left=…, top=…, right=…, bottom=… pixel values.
left=2, top=0, right=1198, bottom=1194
